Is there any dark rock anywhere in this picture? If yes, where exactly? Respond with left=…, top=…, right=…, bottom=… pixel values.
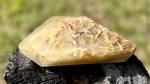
left=4, top=48, right=150, bottom=84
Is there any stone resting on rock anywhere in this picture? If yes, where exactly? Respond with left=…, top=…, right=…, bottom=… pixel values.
left=4, top=48, right=150, bottom=84
left=4, top=16, right=150, bottom=84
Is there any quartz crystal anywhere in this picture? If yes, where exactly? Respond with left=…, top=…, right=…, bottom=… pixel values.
left=19, top=16, right=136, bottom=67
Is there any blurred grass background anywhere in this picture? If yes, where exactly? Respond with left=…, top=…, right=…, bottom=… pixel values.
left=0, top=0, right=149, bottom=83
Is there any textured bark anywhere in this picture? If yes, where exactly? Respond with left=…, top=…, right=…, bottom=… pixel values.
left=4, top=48, right=149, bottom=84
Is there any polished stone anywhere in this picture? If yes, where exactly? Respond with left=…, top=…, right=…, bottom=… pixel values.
left=19, top=16, right=136, bottom=67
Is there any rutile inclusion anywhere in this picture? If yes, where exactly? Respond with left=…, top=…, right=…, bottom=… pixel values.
left=19, top=16, right=136, bottom=67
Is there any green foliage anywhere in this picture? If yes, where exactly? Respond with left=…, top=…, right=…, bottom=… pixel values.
left=0, top=0, right=149, bottom=83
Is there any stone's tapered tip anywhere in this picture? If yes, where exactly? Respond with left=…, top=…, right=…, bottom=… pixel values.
left=19, top=16, right=136, bottom=67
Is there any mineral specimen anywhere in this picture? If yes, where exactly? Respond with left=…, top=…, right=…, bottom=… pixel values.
left=19, top=16, right=136, bottom=67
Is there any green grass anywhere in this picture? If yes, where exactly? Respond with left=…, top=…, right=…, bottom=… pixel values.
left=0, top=0, right=149, bottom=83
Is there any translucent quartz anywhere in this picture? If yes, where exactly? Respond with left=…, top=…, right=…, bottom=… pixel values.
left=19, top=16, right=136, bottom=67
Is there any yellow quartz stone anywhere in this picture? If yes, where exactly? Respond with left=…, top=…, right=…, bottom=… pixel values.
left=19, top=16, right=136, bottom=67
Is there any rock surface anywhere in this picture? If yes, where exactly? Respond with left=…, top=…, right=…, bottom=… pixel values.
left=4, top=48, right=149, bottom=84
